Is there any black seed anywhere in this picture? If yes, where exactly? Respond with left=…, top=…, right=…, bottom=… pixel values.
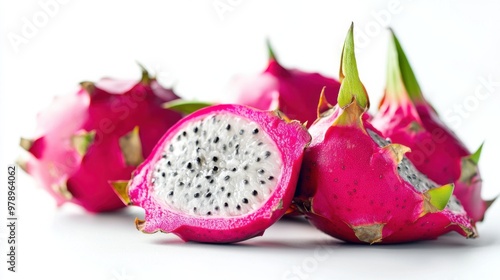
left=213, top=166, right=219, bottom=172
left=214, top=137, right=219, bottom=143
left=215, top=206, right=220, bottom=211
left=226, top=124, right=231, bottom=130
left=187, top=162, right=192, bottom=169
left=260, top=180, right=266, bottom=184
left=169, top=191, right=174, bottom=196
left=197, top=157, right=201, bottom=164
left=195, top=140, right=199, bottom=146
left=252, top=190, right=258, bottom=196
left=223, top=144, right=227, bottom=151
left=193, top=207, right=197, bottom=212
left=213, top=156, right=218, bottom=162
left=243, top=165, right=248, bottom=170
left=258, top=169, right=265, bottom=174
left=209, top=179, right=214, bottom=184
left=224, top=202, right=229, bottom=207
left=162, top=172, right=166, bottom=177
left=169, top=145, right=174, bottom=152
left=242, top=198, right=249, bottom=204
left=244, top=151, right=249, bottom=155
left=239, top=129, right=244, bottom=135
left=206, top=192, right=212, bottom=198
left=258, top=142, right=263, bottom=146
left=220, top=187, right=225, bottom=192
left=243, top=179, right=249, bottom=185
left=265, top=151, right=271, bottom=158
left=196, top=147, right=201, bottom=153
left=397, top=166, right=401, bottom=170
left=205, top=175, right=212, bottom=179
left=179, top=182, right=184, bottom=186
left=407, top=176, right=412, bottom=180
left=256, top=157, right=261, bottom=162
left=227, top=192, right=231, bottom=198
left=162, top=154, right=167, bottom=159
left=182, top=131, right=187, bottom=137
left=235, top=144, right=240, bottom=149
left=196, top=184, right=201, bottom=188
left=268, top=176, right=274, bottom=181
left=412, top=174, right=417, bottom=179
left=173, top=172, right=178, bottom=177
left=207, top=211, right=212, bottom=216
left=177, top=135, right=181, bottom=141
left=232, top=168, right=237, bottom=172
left=224, top=175, right=230, bottom=181
left=194, top=193, right=200, bottom=198
left=252, top=128, right=259, bottom=134
left=235, top=149, right=239, bottom=155
left=194, top=127, right=199, bottom=133
left=236, top=205, right=241, bottom=210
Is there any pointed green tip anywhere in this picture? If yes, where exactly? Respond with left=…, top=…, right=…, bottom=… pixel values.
left=469, top=142, right=484, bottom=165
left=389, top=30, right=423, bottom=103
left=337, top=22, right=369, bottom=110
left=266, top=38, right=278, bottom=62
left=136, top=62, right=152, bottom=84
left=428, top=184, right=454, bottom=211
left=163, top=99, right=214, bottom=114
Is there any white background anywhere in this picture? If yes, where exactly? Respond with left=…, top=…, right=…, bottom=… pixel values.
left=1, top=0, right=500, bottom=279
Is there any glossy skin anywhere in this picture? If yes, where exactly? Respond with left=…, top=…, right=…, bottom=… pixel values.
left=233, top=59, right=341, bottom=127
left=128, top=104, right=311, bottom=243
left=372, top=92, right=487, bottom=223
left=23, top=76, right=182, bottom=212
left=296, top=104, right=477, bottom=244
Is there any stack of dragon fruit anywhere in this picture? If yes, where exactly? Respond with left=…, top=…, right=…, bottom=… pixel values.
left=19, top=24, right=495, bottom=244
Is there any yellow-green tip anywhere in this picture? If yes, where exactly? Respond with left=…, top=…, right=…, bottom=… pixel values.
left=337, top=22, right=369, bottom=110
left=428, top=184, right=454, bottom=211
left=388, top=29, right=424, bottom=103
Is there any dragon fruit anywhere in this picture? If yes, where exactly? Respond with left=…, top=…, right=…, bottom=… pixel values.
left=294, top=24, right=477, bottom=244
left=112, top=104, right=310, bottom=243
left=18, top=66, right=183, bottom=213
left=230, top=40, right=341, bottom=127
left=371, top=30, right=494, bottom=223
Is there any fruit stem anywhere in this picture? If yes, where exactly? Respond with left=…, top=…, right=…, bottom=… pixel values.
left=337, top=23, right=369, bottom=110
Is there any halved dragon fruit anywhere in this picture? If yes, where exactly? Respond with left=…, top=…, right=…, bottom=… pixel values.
left=113, top=104, right=311, bottom=243
left=19, top=66, right=183, bottom=212
left=295, top=24, right=477, bottom=244
left=371, top=30, right=494, bottom=223
left=230, top=41, right=341, bottom=127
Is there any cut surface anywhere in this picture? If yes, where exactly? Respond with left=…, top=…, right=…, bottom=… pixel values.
left=151, top=113, right=282, bottom=217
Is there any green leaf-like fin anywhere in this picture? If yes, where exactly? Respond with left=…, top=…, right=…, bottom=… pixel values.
left=338, top=23, right=369, bottom=110
left=427, top=184, right=454, bottom=211
left=389, top=29, right=423, bottom=103
left=469, top=142, right=484, bottom=165
left=266, top=38, right=278, bottom=62
left=163, top=99, right=214, bottom=115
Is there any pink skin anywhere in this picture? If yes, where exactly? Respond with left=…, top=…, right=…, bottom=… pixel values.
left=128, top=104, right=311, bottom=243
left=232, top=59, right=341, bottom=127
left=372, top=95, right=487, bottom=222
left=23, top=77, right=183, bottom=212
left=297, top=104, right=476, bottom=244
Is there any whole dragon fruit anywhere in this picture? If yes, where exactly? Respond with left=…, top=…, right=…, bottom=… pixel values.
left=230, top=41, right=341, bottom=127
left=19, top=66, right=183, bottom=212
left=113, top=104, right=311, bottom=243
left=295, top=24, right=477, bottom=244
left=371, top=30, right=494, bottom=223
